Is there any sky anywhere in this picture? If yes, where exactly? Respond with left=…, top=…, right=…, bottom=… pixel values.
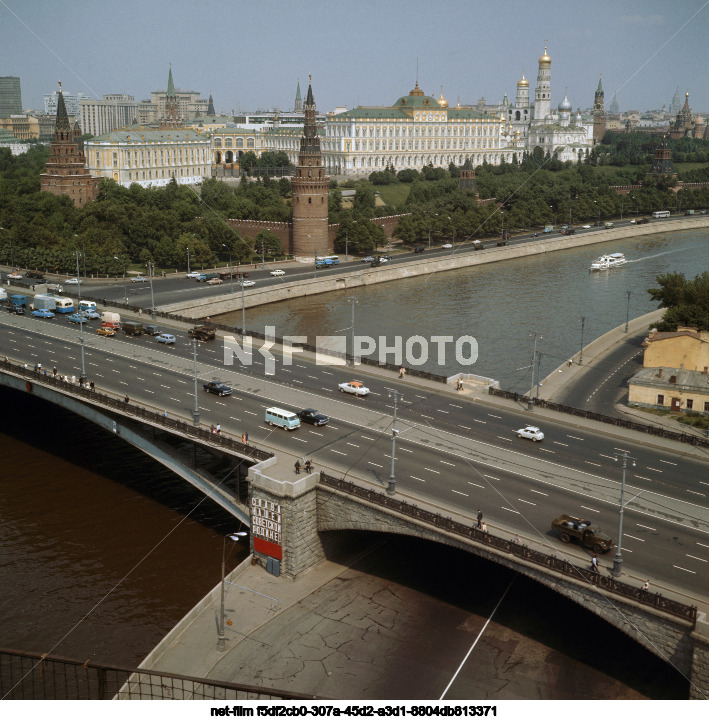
left=2, top=0, right=708, bottom=116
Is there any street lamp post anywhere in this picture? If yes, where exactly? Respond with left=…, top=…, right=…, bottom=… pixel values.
left=113, top=256, right=128, bottom=304
left=345, top=232, right=349, bottom=262
left=75, top=250, right=87, bottom=386
left=528, top=332, right=541, bottom=410
left=387, top=390, right=400, bottom=495
left=192, top=338, right=200, bottom=427
left=620, top=198, right=624, bottom=221
left=594, top=200, right=600, bottom=228
left=187, top=246, right=191, bottom=274
left=611, top=451, right=636, bottom=578
left=147, top=260, right=156, bottom=321
left=624, top=290, right=631, bottom=333
left=222, top=244, right=234, bottom=294
left=75, top=235, right=87, bottom=282
left=217, top=531, right=248, bottom=652
left=579, top=316, right=585, bottom=364
left=239, top=278, right=246, bottom=333
left=261, top=240, right=265, bottom=270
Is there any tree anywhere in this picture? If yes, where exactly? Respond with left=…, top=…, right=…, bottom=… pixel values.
left=254, top=230, right=284, bottom=258
left=239, top=151, right=258, bottom=173
left=649, top=271, right=709, bottom=331
left=353, top=185, right=376, bottom=214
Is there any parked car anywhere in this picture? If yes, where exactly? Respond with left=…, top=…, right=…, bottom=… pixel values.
left=516, top=425, right=545, bottom=442
left=7, top=272, right=22, bottom=280
left=131, top=275, right=148, bottom=283
left=67, top=313, right=88, bottom=324
left=298, top=408, right=329, bottom=426
left=65, top=278, right=81, bottom=284
left=156, top=333, right=176, bottom=344
left=530, top=233, right=539, bottom=237
left=206, top=277, right=223, bottom=285
left=96, top=326, right=116, bottom=337
left=203, top=380, right=233, bottom=396
left=338, top=380, right=370, bottom=397
left=270, top=269, right=285, bottom=276
left=32, top=308, right=55, bottom=318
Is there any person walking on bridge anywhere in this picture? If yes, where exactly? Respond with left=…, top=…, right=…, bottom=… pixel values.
left=294, top=460, right=301, bottom=475
left=477, top=508, right=483, bottom=529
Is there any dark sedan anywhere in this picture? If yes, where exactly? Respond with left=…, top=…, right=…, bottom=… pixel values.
left=203, top=381, right=233, bottom=397
left=298, top=408, right=329, bottom=426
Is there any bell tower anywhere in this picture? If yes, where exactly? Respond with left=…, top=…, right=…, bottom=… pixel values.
left=593, top=74, right=606, bottom=144
left=290, top=76, right=330, bottom=257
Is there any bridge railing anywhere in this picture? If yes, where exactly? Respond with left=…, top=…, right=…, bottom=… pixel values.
left=489, top=388, right=709, bottom=449
left=0, top=647, right=317, bottom=700
left=0, top=361, right=273, bottom=463
left=319, top=473, right=698, bottom=625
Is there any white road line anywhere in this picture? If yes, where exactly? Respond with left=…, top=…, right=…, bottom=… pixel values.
left=488, top=414, right=502, bottom=419
left=346, top=442, right=360, bottom=447
left=697, top=542, right=709, bottom=549
left=686, top=554, right=707, bottom=563
left=244, top=411, right=257, bottom=416
left=400, top=448, right=413, bottom=453
left=687, top=490, right=706, bottom=496
left=517, top=498, right=536, bottom=506
left=467, top=481, right=484, bottom=489
left=459, top=425, right=472, bottom=431
left=309, top=431, right=323, bottom=437
left=449, top=404, right=462, bottom=409
left=483, top=475, right=499, bottom=481
left=501, top=506, right=520, bottom=514
left=624, top=534, right=645, bottom=542
left=425, top=468, right=441, bottom=474
left=421, top=414, right=434, bottom=419
left=169, top=397, right=181, bottom=403
left=144, top=390, right=154, bottom=394
left=580, top=505, right=600, bottom=513
left=118, top=381, right=128, bottom=385
left=415, top=394, right=426, bottom=399
left=634, top=475, right=652, bottom=481
left=599, top=454, right=614, bottom=460
left=451, top=490, right=468, bottom=497
left=331, top=450, right=347, bottom=456
left=700, top=481, right=709, bottom=487
left=552, top=441, right=568, bottom=447
left=411, top=476, right=426, bottom=483
left=496, top=436, right=510, bottom=442
left=360, top=436, right=375, bottom=441
left=440, top=460, right=455, bottom=466
left=646, top=467, right=663, bottom=473
left=437, top=410, right=450, bottom=414
left=293, top=438, right=308, bottom=443
left=530, top=489, right=548, bottom=496
left=584, top=461, right=602, bottom=467
left=539, top=448, right=555, bottom=454
left=160, top=384, right=170, bottom=388
left=307, top=375, right=318, bottom=380
left=367, top=461, right=382, bottom=468
left=659, top=459, right=677, bottom=465
left=215, top=401, right=226, bottom=406
left=321, top=371, right=333, bottom=375
left=673, top=565, right=696, bottom=574
left=636, top=523, right=657, bottom=531
left=471, top=419, right=486, bottom=424
left=567, top=435, right=584, bottom=441
left=293, top=379, right=303, bottom=384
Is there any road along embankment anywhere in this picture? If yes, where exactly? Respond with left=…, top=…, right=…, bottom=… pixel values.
left=160, top=218, right=709, bottom=319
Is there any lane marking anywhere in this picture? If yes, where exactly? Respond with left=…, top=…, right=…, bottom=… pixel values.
left=517, top=498, right=536, bottom=506
left=331, top=450, right=347, bottom=456
left=624, top=534, right=645, bottom=542
left=659, top=459, right=677, bottom=465
left=686, top=554, right=707, bottom=563
left=647, top=467, right=663, bottom=473
left=687, top=490, right=706, bottom=496
left=530, top=489, right=548, bottom=496
left=567, top=435, right=584, bottom=441
left=346, top=442, right=360, bottom=448
left=501, top=506, right=520, bottom=514
left=467, top=481, right=484, bottom=489
left=472, top=419, right=486, bottom=424
left=580, top=506, right=600, bottom=513
left=673, top=565, right=696, bottom=574
left=584, top=461, right=602, bottom=467
left=367, top=461, right=382, bottom=468
left=451, top=489, right=468, bottom=497
left=411, top=476, right=426, bottom=483
left=440, top=460, right=455, bottom=467
left=636, top=523, right=656, bottom=531
left=488, top=414, right=502, bottom=419
left=483, top=475, right=499, bottom=481
left=425, top=468, right=441, bottom=474
left=553, top=441, right=568, bottom=447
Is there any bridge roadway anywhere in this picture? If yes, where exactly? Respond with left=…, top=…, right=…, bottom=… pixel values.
left=1, top=310, right=708, bottom=605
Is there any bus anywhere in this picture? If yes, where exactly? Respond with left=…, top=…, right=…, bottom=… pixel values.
left=315, top=255, right=340, bottom=266
left=652, top=210, right=671, bottom=219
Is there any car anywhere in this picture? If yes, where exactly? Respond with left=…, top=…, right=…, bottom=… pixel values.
left=65, top=278, right=81, bottom=284
left=270, top=269, right=285, bottom=276
left=413, top=246, right=425, bottom=253
left=130, top=275, right=148, bottom=283
left=338, top=380, right=370, bottom=397
left=531, top=232, right=539, bottom=237
left=441, top=243, right=453, bottom=249
left=8, top=306, right=25, bottom=314
left=630, top=219, right=636, bottom=224
left=80, top=310, right=101, bottom=320
left=32, top=308, right=55, bottom=318
left=377, top=257, right=389, bottom=263
left=67, top=313, right=88, bottom=324
left=241, top=280, right=255, bottom=287
left=203, top=380, right=233, bottom=396
left=156, top=333, right=176, bottom=344
left=361, top=256, right=375, bottom=263
left=185, top=271, right=202, bottom=279
left=582, top=224, right=591, bottom=229
left=516, top=425, right=545, bottom=442
left=143, top=324, right=160, bottom=335
left=206, top=277, right=223, bottom=285
left=7, top=272, right=22, bottom=280
left=298, top=408, right=329, bottom=426
left=96, top=326, right=116, bottom=337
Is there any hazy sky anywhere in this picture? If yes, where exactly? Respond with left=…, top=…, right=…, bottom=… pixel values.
left=2, top=0, right=708, bottom=116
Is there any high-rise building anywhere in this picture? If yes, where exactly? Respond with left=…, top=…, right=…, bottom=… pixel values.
left=291, top=77, right=330, bottom=257
left=0, top=76, right=22, bottom=117
left=44, top=90, right=89, bottom=118
left=40, top=84, right=99, bottom=207
left=79, top=94, right=137, bottom=136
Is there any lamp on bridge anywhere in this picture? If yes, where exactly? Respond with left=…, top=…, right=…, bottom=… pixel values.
left=218, top=531, right=249, bottom=652
left=612, top=450, right=637, bottom=578
left=387, top=389, right=401, bottom=495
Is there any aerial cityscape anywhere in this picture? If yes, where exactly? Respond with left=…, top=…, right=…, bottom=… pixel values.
left=1, top=0, right=709, bottom=711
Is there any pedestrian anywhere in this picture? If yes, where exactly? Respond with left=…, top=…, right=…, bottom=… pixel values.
left=163, top=410, right=168, bottom=419
left=24, top=363, right=28, bottom=370
left=138, top=308, right=143, bottom=316
left=481, top=521, right=487, bottom=533
left=71, top=375, right=76, bottom=385
left=457, top=378, right=464, bottom=391
left=53, top=367, right=57, bottom=378
left=514, top=534, right=521, bottom=545
left=591, top=554, right=598, bottom=573
left=642, top=580, right=650, bottom=592
left=399, top=366, right=406, bottom=379
left=90, top=380, right=95, bottom=391
left=211, top=424, right=216, bottom=433
left=304, top=459, right=312, bottom=473
left=216, top=424, right=221, bottom=434
left=294, top=460, right=301, bottom=475
left=244, top=431, right=248, bottom=444
left=568, top=359, right=573, bottom=367
left=241, top=433, right=246, bottom=444
left=33, top=363, right=38, bottom=372
left=37, top=363, right=41, bottom=371
left=124, top=394, right=129, bottom=404
left=477, top=508, right=483, bottom=529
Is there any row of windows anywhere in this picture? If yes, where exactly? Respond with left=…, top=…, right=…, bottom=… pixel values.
left=328, top=124, right=500, bottom=139
left=656, top=394, right=709, bottom=412
left=324, top=152, right=512, bottom=170
left=126, top=168, right=206, bottom=181
left=341, top=138, right=498, bottom=152
left=213, top=137, right=256, bottom=148
left=103, top=146, right=208, bottom=168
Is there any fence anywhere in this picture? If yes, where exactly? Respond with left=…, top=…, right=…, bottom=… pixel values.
left=489, top=388, right=709, bottom=449
left=0, top=361, right=273, bottom=463
left=319, top=473, right=698, bottom=624
left=0, top=648, right=317, bottom=700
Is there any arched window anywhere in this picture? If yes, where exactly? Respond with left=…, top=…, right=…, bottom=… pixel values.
left=225, top=138, right=233, bottom=147
left=247, top=138, right=254, bottom=148
left=214, top=138, right=222, bottom=147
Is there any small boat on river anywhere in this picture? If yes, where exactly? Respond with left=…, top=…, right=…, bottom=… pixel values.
left=590, top=252, right=627, bottom=271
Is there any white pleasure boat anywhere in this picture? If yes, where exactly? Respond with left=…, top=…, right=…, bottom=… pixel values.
left=590, top=252, right=627, bottom=271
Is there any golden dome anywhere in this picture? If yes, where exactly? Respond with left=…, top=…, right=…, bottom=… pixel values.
left=437, top=91, right=448, bottom=108
left=539, top=45, right=551, bottom=66
left=517, top=73, right=529, bottom=88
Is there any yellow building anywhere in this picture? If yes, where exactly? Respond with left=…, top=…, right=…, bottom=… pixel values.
left=627, top=327, right=709, bottom=414
left=84, top=129, right=210, bottom=187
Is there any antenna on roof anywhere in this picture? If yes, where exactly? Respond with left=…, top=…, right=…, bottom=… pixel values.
left=416, top=57, right=419, bottom=84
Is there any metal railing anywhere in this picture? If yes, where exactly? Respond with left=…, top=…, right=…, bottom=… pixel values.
left=319, top=473, right=698, bottom=624
left=0, top=648, right=318, bottom=700
left=0, top=361, right=273, bottom=463
left=489, top=388, right=709, bottom=449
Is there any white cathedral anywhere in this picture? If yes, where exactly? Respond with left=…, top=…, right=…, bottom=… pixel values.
left=498, top=45, right=595, bottom=163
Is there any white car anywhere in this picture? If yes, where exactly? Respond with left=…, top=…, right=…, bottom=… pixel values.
left=516, top=425, right=545, bottom=442
left=338, top=380, right=370, bottom=397
left=582, top=224, right=591, bottom=229
left=270, top=269, right=285, bottom=276
left=65, top=278, right=81, bottom=284
left=186, top=271, right=202, bottom=279
left=241, top=280, right=255, bottom=287
left=441, top=243, right=453, bottom=249
left=7, top=272, right=22, bottom=280
left=131, top=275, right=148, bottom=283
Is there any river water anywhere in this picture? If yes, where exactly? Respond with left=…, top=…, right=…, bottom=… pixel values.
left=0, top=227, right=699, bottom=699
left=225, top=229, right=709, bottom=390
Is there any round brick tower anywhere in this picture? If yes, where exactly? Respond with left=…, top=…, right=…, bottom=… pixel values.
left=291, top=77, right=331, bottom=258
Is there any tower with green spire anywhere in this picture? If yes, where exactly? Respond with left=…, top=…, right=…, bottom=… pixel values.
left=207, top=93, right=215, bottom=116
left=294, top=79, right=303, bottom=113
left=159, top=63, right=183, bottom=129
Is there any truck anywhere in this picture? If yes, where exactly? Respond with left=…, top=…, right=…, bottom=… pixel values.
left=10, top=294, right=27, bottom=307
left=101, top=311, right=121, bottom=329
left=197, top=272, right=219, bottom=282
left=33, top=293, right=57, bottom=311
left=551, top=514, right=614, bottom=553
left=544, top=225, right=554, bottom=233
left=123, top=321, right=144, bottom=336
left=26, top=271, right=45, bottom=280
left=188, top=324, right=216, bottom=341
left=604, top=221, right=614, bottom=229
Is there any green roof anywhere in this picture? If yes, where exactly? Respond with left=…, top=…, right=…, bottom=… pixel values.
left=89, top=129, right=207, bottom=143
left=332, top=105, right=492, bottom=121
